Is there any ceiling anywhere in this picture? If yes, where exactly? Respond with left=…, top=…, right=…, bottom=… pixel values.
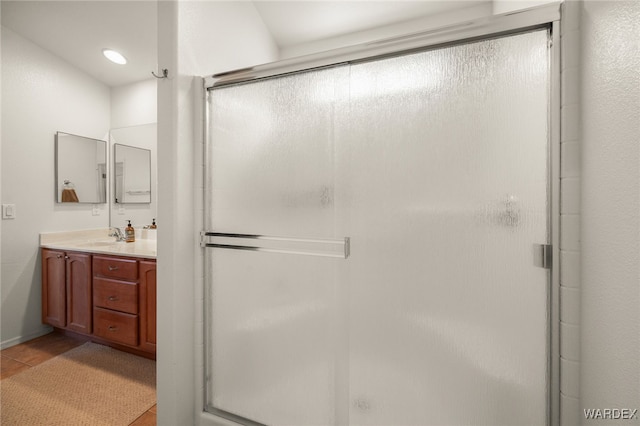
left=1, top=1, right=158, bottom=87
left=1, top=0, right=487, bottom=88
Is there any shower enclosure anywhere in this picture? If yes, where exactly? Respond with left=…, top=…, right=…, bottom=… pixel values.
left=202, top=6, right=560, bottom=426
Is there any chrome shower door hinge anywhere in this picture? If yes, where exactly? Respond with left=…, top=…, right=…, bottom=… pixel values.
left=533, top=244, right=553, bottom=269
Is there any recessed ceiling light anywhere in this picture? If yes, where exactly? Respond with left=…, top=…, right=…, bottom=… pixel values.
left=102, top=49, right=127, bottom=65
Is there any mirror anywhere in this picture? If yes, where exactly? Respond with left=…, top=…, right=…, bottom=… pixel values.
left=109, top=123, right=157, bottom=228
left=56, top=132, right=107, bottom=203
left=114, top=144, right=151, bottom=204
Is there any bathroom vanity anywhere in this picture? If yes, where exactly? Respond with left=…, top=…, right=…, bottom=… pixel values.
left=40, top=229, right=156, bottom=358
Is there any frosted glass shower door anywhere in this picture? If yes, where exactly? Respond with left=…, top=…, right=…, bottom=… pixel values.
left=342, top=30, right=550, bottom=425
left=205, top=66, right=350, bottom=425
left=206, top=28, right=550, bottom=426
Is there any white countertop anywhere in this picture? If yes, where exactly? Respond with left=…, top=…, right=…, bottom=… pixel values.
left=40, top=228, right=157, bottom=260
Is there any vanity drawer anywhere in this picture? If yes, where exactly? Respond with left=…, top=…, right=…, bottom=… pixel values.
left=93, top=278, right=138, bottom=314
left=93, top=256, right=137, bottom=281
left=94, top=307, right=139, bottom=347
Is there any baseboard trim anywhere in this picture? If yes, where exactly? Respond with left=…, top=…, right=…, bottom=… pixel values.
left=1, top=326, right=53, bottom=350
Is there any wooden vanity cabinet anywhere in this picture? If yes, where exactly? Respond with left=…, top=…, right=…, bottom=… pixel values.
left=41, top=247, right=156, bottom=357
left=41, top=248, right=92, bottom=334
left=92, top=256, right=140, bottom=347
left=91, top=255, right=156, bottom=356
left=66, top=252, right=93, bottom=334
left=139, top=260, right=157, bottom=353
left=41, top=249, right=67, bottom=328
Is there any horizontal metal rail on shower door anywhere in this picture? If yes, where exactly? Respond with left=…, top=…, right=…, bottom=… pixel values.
left=201, top=231, right=351, bottom=259
left=204, top=3, right=560, bottom=90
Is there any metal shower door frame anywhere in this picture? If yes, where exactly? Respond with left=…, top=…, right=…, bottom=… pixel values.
left=202, top=4, right=561, bottom=425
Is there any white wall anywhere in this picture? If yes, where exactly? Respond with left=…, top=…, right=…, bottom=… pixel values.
left=177, top=1, right=279, bottom=76
left=281, top=2, right=492, bottom=59
left=110, top=79, right=158, bottom=229
left=156, top=2, right=278, bottom=425
left=1, top=26, right=111, bottom=348
left=0, top=10, right=3, bottom=332
left=580, top=1, right=639, bottom=424
left=111, top=78, right=157, bottom=129
left=492, top=0, right=557, bottom=14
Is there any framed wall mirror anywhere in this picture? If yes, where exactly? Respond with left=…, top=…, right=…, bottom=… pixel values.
left=55, top=132, right=107, bottom=203
left=114, top=144, right=151, bottom=204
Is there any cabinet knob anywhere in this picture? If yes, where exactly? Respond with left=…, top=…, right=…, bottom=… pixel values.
left=108, top=296, right=118, bottom=301
left=108, top=326, right=118, bottom=332
left=57, top=254, right=63, bottom=259
left=107, top=265, right=119, bottom=271
left=64, top=256, right=70, bottom=259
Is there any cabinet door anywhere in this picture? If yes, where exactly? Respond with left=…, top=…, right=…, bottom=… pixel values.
left=66, top=252, right=92, bottom=334
left=41, top=249, right=66, bottom=328
left=139, top=260, right=156, bottom=353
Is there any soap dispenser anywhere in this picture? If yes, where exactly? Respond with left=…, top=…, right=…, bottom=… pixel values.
left=125, top=220, right=135, bottom=243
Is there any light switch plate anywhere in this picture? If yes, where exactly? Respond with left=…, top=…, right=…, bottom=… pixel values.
left=2, top=204, right=16, bottom=219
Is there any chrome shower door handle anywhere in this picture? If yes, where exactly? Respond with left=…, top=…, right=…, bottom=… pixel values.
left=201, top=231, right=350, bottom=259
left=533, top=244, right=552, bottom=269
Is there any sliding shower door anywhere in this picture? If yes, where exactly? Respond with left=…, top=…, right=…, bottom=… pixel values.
left=205, top=28, right=550, bottom=426
left=343, top=30, right=549, bottom=426
left=205, top=66, right=351, bottom=425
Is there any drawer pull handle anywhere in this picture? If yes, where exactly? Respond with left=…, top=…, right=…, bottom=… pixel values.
left=108, top=296, right=118, bottom=301
left=108, top=326, right=118, bottom=332
left=108, top=265, right=119, bottom=271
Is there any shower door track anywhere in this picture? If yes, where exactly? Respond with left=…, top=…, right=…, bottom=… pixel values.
left=204, top=4, right=559, bottom=91
left=202, top=3, right=562, bottom=426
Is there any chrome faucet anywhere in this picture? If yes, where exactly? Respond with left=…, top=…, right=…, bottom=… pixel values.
left=109, top=227, right=126, bottom=242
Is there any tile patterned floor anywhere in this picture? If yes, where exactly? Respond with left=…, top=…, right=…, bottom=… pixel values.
left=1, top=331, right=157, bottom=425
